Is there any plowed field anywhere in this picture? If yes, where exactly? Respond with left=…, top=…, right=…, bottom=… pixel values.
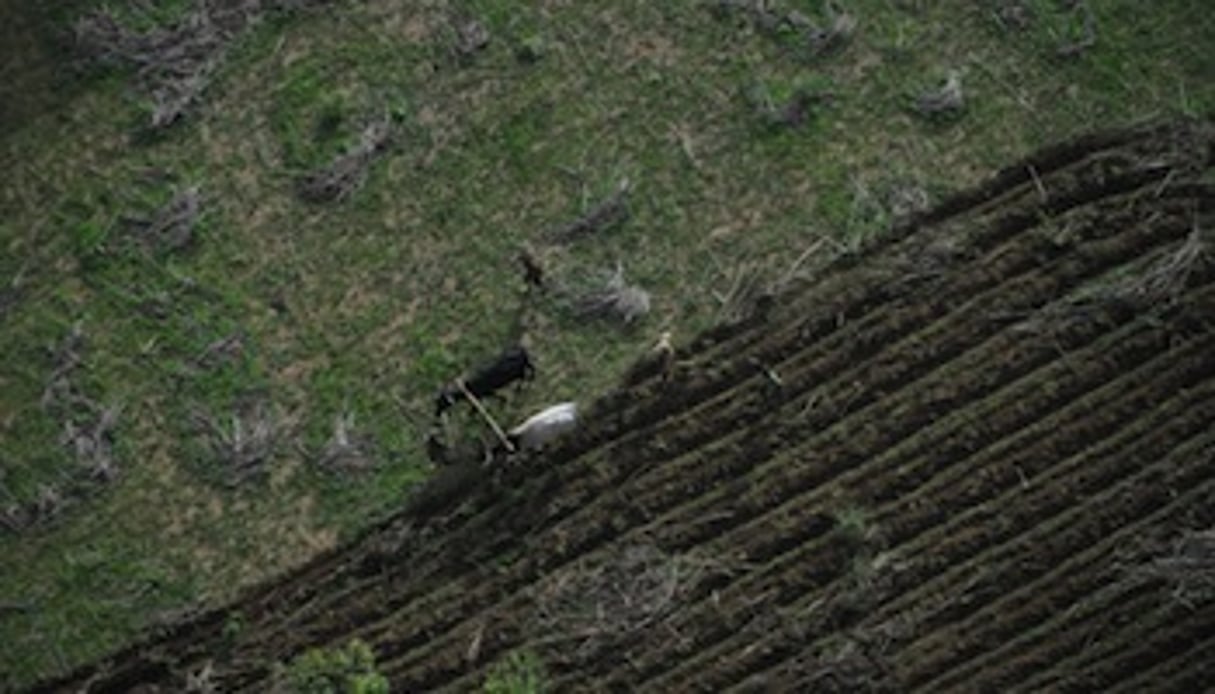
left=32, top=119, right=1215, bottom=692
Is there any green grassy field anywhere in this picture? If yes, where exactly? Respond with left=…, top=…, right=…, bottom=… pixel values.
left=2, top=0, right=1212, bottom=687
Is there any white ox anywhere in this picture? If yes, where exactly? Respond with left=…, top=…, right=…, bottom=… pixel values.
left=508, top=402, right=578, bottom=451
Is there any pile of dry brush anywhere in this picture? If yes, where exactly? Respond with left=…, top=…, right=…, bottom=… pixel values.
left=530, top=545, right=729, bottom=664
left=74, top=0, right=332, bottom=129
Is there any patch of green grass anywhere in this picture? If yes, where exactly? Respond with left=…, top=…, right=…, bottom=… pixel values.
left=2, top=0, right=1214, bottom=688
left=484, top=649, right=547, bottom=694
left=277, top=637, right=389, bottom=694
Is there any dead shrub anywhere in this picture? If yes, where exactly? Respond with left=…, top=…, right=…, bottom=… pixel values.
left=41, top=323, right=124, bottom=490
left=561, top=262, right=652, bottom=325
left=190, top=398, right=287, bottom=486
left=547, top=179, right=631, bottom=243
left=314, top=411, right=379, bottom=475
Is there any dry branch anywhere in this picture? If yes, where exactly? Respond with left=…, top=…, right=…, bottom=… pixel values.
left=455, top=380, right=515, bottom=454
left=297, top=117, right=393, bottom=203
left=548, top=179, right=631, bottom=243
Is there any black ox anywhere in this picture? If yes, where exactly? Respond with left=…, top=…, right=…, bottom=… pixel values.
left=435, top=345, right=535, bottom=417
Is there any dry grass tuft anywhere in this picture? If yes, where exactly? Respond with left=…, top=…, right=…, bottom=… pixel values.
left=122, top=186, right=203, bottom=254
left=28, top=324, right=124, bottom=525
left=912, top=70, right=965, bottom=119
left=73, top=0, right=332, bottom=128
left=190, top=397, right=289, bottom=487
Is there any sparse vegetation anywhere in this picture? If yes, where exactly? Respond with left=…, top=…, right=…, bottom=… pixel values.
left=483, top=650, right=547, bottom=694
left=275, top=638, right=389, bottom=694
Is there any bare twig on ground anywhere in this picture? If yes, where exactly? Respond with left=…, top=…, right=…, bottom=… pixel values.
left=548, top=179, right=631, bottom=243
left=297, top=116, right=393, bottom=202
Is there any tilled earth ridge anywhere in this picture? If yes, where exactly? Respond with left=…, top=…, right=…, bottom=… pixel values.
left=31, top=118, right=1215, bottom=693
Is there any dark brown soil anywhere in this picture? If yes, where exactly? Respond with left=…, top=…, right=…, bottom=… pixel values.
left=29, top=118, right=1215, bottom=693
